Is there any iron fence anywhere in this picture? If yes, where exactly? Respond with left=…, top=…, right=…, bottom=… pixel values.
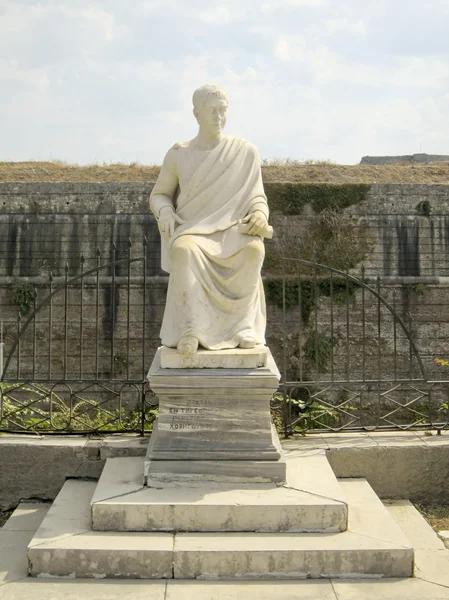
left=0, top=239, right=159, bottom=434
left=0, top=243, right=449, bottom=435
left=278, top=258, right=449, bottom=435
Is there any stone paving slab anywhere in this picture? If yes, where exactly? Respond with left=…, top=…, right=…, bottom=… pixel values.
left=385, top=499, right=446, bottom=551
left=0, top=580, right=166, bottom=599
left=0, top=503, right=49, bottom=587
left=282, top=431, right=449, bottom=451
left=413, top=549, right=449, bottom=588
left=165, top=580, right=338, bottom=599
left=1, top=503, right=49, bottom=533
left=332, top=578, right=449, bottom=600
left=0, top=531, right=36, bottom=586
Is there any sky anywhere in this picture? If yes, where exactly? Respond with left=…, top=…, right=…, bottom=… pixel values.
left=1, top=0, right=449, bottom=165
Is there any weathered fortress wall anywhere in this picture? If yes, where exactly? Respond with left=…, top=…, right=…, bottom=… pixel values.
left=0, top=182, right=448, bottom=382
left=361, top=154, right=449, bottom=165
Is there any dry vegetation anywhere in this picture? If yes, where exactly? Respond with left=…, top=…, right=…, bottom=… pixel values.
left=0, top=509, right=13, bottom=529
left=415, top=503, right=449, bottom=533
left=1, top=159, right=449, bottom=184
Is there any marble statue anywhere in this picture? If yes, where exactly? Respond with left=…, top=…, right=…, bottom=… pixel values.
left=150, top=84, right=272, bottom=355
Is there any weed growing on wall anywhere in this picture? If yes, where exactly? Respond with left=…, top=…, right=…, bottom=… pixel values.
left=303, top=331, right=334, bottom=372
left=411, top=283, right=429, bottom=296
left=113, top=353, right=128, bottom=374
left=10, top=284, right=36, bottom=316
left=264, top=209, right=371, bottom=275
left=264, top=277, right=360, bottom=322
left=264, top=183, right=370, bottom=215
left=417, top=200, right=432, bottom=217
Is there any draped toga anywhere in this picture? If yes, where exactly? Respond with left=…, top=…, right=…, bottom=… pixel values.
left=150, top=135, right=269, bottom=350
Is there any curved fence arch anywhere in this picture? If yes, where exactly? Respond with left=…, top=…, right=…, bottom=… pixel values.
left=276, top=257, right=440, bottom=435
left=1, top=247, right=448, bottom=435
left=0, top=241, right=159, bottom=434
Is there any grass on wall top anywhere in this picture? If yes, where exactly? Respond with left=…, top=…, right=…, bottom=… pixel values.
left=2, top=159, right=449, bottom=184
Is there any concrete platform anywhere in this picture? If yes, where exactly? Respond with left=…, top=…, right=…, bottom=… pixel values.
left=91, top=454, right=347, bottom=533
left=28, top=477, right=413, bottom=579
left=4, top=489, right=449, bottom=598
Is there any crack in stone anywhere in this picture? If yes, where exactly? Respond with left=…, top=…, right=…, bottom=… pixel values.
left=349, top=529, right=412, bottom=550
left=282, top=484, right=347, bottom=506
left=30, top=529, right=90, bottom=548
left=93, top=486, right=146, bottom=504
left=415, top=575, right=449, bottom=590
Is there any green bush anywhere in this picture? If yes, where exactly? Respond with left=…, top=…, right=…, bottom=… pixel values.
left=265, top=183, right=370, bottom=215
left=10, top=284, right=36, bottom=316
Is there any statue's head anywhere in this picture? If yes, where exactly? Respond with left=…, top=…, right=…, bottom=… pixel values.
left=192, top=84, right=228, bottom=134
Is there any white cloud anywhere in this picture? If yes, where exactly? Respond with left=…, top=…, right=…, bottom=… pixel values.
left=0, top=59, right=49, bottom=92
left=286, top=0, right=329, bottom=6
left=81, top=8, right=116, bottom=41
left=0, top=0, right=449, bottom=164
left=199, top=5, right=232, bottom=24
left=261, top=0, right=328, bottom=12
left=274, top=34, right=449, bottom=89
left=274, top=34, right=306, bottom=62
left=325, top=18, right=366, bottom=35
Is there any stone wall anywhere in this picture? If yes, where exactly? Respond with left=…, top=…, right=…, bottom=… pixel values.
left=1, top=182, right=449, bottom=279
left=0, top=182, right=449, bottom=385
left=361, top=154, right=449, bottom=165
left=1, top=435, right=449, bottom=509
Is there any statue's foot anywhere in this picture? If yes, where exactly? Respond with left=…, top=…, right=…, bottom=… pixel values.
left=177, top=335, right=199, bottom=355
left=239, top=336, right=257, bottom=349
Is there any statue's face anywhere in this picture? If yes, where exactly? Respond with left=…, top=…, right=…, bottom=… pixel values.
left=195, top=97, right=228, bottom=134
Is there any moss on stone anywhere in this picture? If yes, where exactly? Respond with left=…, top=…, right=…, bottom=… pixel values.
left=264, top=277, right=360, bottom=323
left=265, top=183, right=370, bottom=215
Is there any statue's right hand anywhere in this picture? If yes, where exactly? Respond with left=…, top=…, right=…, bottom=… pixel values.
left=158, top=207, right=185, bottom=237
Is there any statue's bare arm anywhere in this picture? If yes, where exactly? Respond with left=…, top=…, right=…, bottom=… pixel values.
left=150, top=148, right=184, bottom=236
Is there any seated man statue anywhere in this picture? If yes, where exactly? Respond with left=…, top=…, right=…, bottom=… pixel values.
left=150, top=84, right=272, bottom=355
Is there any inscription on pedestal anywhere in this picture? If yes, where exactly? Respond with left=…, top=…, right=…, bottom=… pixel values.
left=145, top=347, right=283, bottom=469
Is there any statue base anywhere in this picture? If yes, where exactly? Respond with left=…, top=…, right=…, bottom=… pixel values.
left=145, top=347, right=286, bottom=485
left=160, top=345, right=268, bottom=369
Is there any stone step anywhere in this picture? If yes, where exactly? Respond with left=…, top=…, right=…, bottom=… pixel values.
left=173, top=478, right=414, bottom=579
left=28, top=478, right=414, bottom=580
left=91, top=454, right=347, bottom=533
left=28, top=480, right=174, bottom=579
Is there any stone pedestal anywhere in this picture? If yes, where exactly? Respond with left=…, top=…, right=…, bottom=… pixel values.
left=144, top=347, right=286, bottom=485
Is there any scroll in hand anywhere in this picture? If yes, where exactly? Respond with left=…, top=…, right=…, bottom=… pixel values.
left=238, top=213, right=273, bottom=239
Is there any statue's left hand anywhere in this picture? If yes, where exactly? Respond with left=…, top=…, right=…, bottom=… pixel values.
left=241, top=211, right=269, bottom=236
